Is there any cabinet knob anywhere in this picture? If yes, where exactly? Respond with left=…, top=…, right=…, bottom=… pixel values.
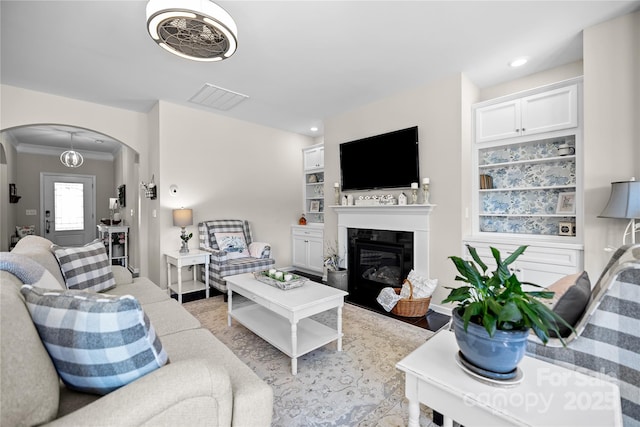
left=522, top=128, right=526, bottom=132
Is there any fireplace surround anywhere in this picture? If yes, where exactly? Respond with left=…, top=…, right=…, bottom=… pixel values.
left=333, top=205, right=435, bottom=310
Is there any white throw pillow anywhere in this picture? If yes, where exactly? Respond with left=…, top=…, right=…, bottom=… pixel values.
left=215, top=232, right=250, bottom=259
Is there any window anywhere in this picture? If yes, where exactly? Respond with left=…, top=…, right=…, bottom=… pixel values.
left=54, top=182, right=84, bottom=231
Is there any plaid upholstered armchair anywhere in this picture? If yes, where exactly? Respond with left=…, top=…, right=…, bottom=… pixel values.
left=198, top=219, right=275, bottom=294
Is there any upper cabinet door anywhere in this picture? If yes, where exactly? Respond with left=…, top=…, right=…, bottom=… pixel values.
left=521, top=85, right=578, bottom=136
left=475, top=100, right=521, bottom=143
left=303, top=146, right=324, bottom=170
left=475, top=84, right=578, bottom=144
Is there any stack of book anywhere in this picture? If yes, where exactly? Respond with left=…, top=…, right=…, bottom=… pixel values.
left=479, top=174, right=494, bottom=190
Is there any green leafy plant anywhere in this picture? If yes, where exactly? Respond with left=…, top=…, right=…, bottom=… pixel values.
left=180, top=232, right=193, bottom=243
left=442, top=244, right=572, bottom=345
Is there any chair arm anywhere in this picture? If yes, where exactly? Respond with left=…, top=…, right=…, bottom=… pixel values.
left=199, top=246, right=229, bottom=263
left=46, top=359, right=232, bottom=427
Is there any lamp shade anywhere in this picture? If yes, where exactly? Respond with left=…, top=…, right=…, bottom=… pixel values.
left=172, top=208, right=193, bottom=227
left=599, top=180, right=640, bottom=219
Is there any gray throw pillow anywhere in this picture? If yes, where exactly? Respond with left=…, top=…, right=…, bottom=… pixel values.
left=20, top=285, right=169, bottom=395
left=548, top=271, right=591, bottom=337
left=52, top=239, right=116, bottom=292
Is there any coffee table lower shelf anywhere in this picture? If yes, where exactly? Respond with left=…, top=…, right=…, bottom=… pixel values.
left=230, top=304, right=340, bottom=367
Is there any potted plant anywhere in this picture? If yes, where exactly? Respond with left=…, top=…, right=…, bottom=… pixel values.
left=443, top=244, right=571, bottom=375
left=324, top=241, right=347, bottom=291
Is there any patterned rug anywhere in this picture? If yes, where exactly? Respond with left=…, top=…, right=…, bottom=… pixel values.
left=183, top=295, right=436, bottom=427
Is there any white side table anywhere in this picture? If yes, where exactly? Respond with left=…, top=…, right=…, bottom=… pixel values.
left=165, top=250, right=210, bottom=303
left=396, top=330, right=622, bottom=427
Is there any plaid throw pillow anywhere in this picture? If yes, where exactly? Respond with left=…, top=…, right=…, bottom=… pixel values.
left=20, top=285, right=169, bottom=395
left=52, top=239, right=116, bottom=292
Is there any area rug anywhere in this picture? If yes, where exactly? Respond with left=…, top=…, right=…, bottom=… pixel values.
left=184, top=295, right=436, bottom=427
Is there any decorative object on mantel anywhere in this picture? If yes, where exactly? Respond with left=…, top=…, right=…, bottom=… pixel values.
left=443, top=244, right=570, bottom=379
left=422, top=178, right=430, bottom=204
left=141, top=175, right=157, bottom=199
left=334, top=182, right=340, bottom=205
left=173, top=208, right=193, bottom=253
left=598, top=178, right=640, bottom=244
left=354, top=194, right=397, bottom=206
left=410, top=182, right=419, bottom=204
left=398, top=192, right=407, bottom=205
left=60, top=131, right=83, bottom=168
left=8, top=184, right=21, bottom=203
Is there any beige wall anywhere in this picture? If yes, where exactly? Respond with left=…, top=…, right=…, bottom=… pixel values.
left=479, top=61, right=584, bottom=101
left=324, top=73, right=477, bottom=308
left=0, top=135, right=18, bottom=251
left=154, top=101, right=313, bottom=287
left=583, top=10, right=640, bottom=276
left=0, top=86, right=315, bottom=285
left=13, top=152, right=115, bottom=235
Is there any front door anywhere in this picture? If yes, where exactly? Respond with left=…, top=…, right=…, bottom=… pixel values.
left=41, top=173, right=96, bottom=246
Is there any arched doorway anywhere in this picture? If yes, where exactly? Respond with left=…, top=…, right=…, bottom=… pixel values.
left=1, top=124, right=140, bottom=271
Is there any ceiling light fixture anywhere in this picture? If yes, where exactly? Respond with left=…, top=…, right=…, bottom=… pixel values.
left=310, top=127, right=319, bottom=132
left=60, top=132, right=84, bottom=168
left=509, top=57, right=529, bottom=68
left=146, top=0, right=238, bottom=62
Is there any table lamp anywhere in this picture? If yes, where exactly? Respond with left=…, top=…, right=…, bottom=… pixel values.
left=598, top=179, right=640, bottom=244
left=172, top=208, right=193, bottom=253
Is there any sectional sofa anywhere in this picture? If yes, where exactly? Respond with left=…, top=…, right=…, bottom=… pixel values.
left=0, top=235, right=273, bottom=427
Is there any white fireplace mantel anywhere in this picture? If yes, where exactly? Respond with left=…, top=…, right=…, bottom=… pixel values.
left=332, top=204, right=436, bottom=278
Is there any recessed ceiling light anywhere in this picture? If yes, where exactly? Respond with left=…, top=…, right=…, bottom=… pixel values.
left=310, top=127, right=319, bottom=132
left=509, top=57, right=529, bottom=68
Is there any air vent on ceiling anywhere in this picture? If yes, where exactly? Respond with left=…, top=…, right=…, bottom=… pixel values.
left=189, top=83, right=249, bottom=111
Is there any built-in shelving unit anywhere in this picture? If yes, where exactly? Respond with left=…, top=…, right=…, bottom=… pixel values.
left=466, top=77, right=584, bottom=286
left=302, top=145, right=324, bottom=223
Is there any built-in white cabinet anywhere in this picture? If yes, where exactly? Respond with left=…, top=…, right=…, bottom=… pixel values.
left=303, top=146, right=324, bottom=170
left=291, top=225, right=324, bottom=274
left=303, top=145, right=324, bottom=223
left=475, top=84, right=578, bottom=143
left=468, top=78, right=584, bottom=286
left=462, top=238, right=583, bottom=287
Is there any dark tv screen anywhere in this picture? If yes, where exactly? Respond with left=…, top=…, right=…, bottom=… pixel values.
left=340, top=126, right=419, bottom=191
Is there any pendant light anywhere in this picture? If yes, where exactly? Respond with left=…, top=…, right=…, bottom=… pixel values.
left=146, top=0, right=238, bottom=62
left=60, top=132, right=84, bottom=168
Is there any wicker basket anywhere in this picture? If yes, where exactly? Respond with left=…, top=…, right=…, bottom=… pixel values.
left=391, top=279, right=431, bottom=317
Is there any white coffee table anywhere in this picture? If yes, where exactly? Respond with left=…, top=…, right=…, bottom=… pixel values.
left=225, top=272, right=348, bottom=375
left=396, top=330, right=622, bottom=427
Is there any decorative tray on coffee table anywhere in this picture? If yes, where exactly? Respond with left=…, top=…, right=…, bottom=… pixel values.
left=254, top=271, right=306, bottom=290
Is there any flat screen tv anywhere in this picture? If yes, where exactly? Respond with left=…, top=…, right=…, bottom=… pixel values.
left=340, top=126, right=419, bottom=191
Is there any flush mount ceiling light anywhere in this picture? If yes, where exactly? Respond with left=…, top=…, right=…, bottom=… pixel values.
left=146, top=0, right=238, bottom=62
left=60, top=132, right=84, bottom=168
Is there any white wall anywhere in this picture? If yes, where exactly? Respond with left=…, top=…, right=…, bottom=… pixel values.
left=0, top=86, right=315, bottom=285
left=0, top=85, right=151, bottom=272
left=324, top=73, right=477, bottom=309
left=583, top=11, right=640, bottom=276
left=153, top=101, right=314, bottom=287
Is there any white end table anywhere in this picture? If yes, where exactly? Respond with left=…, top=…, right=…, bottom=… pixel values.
left=165, top=250, right=210, bottom=303
left=396, top=330, right=622, bottom=427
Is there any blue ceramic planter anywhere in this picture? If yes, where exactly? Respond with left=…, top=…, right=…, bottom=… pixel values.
left=452, top=308, right=529, bottom=374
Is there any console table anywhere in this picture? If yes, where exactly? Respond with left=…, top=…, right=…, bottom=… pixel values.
left=396, top=330, right=622, bottom=427
left=97, top=224, right=129, bottom=267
